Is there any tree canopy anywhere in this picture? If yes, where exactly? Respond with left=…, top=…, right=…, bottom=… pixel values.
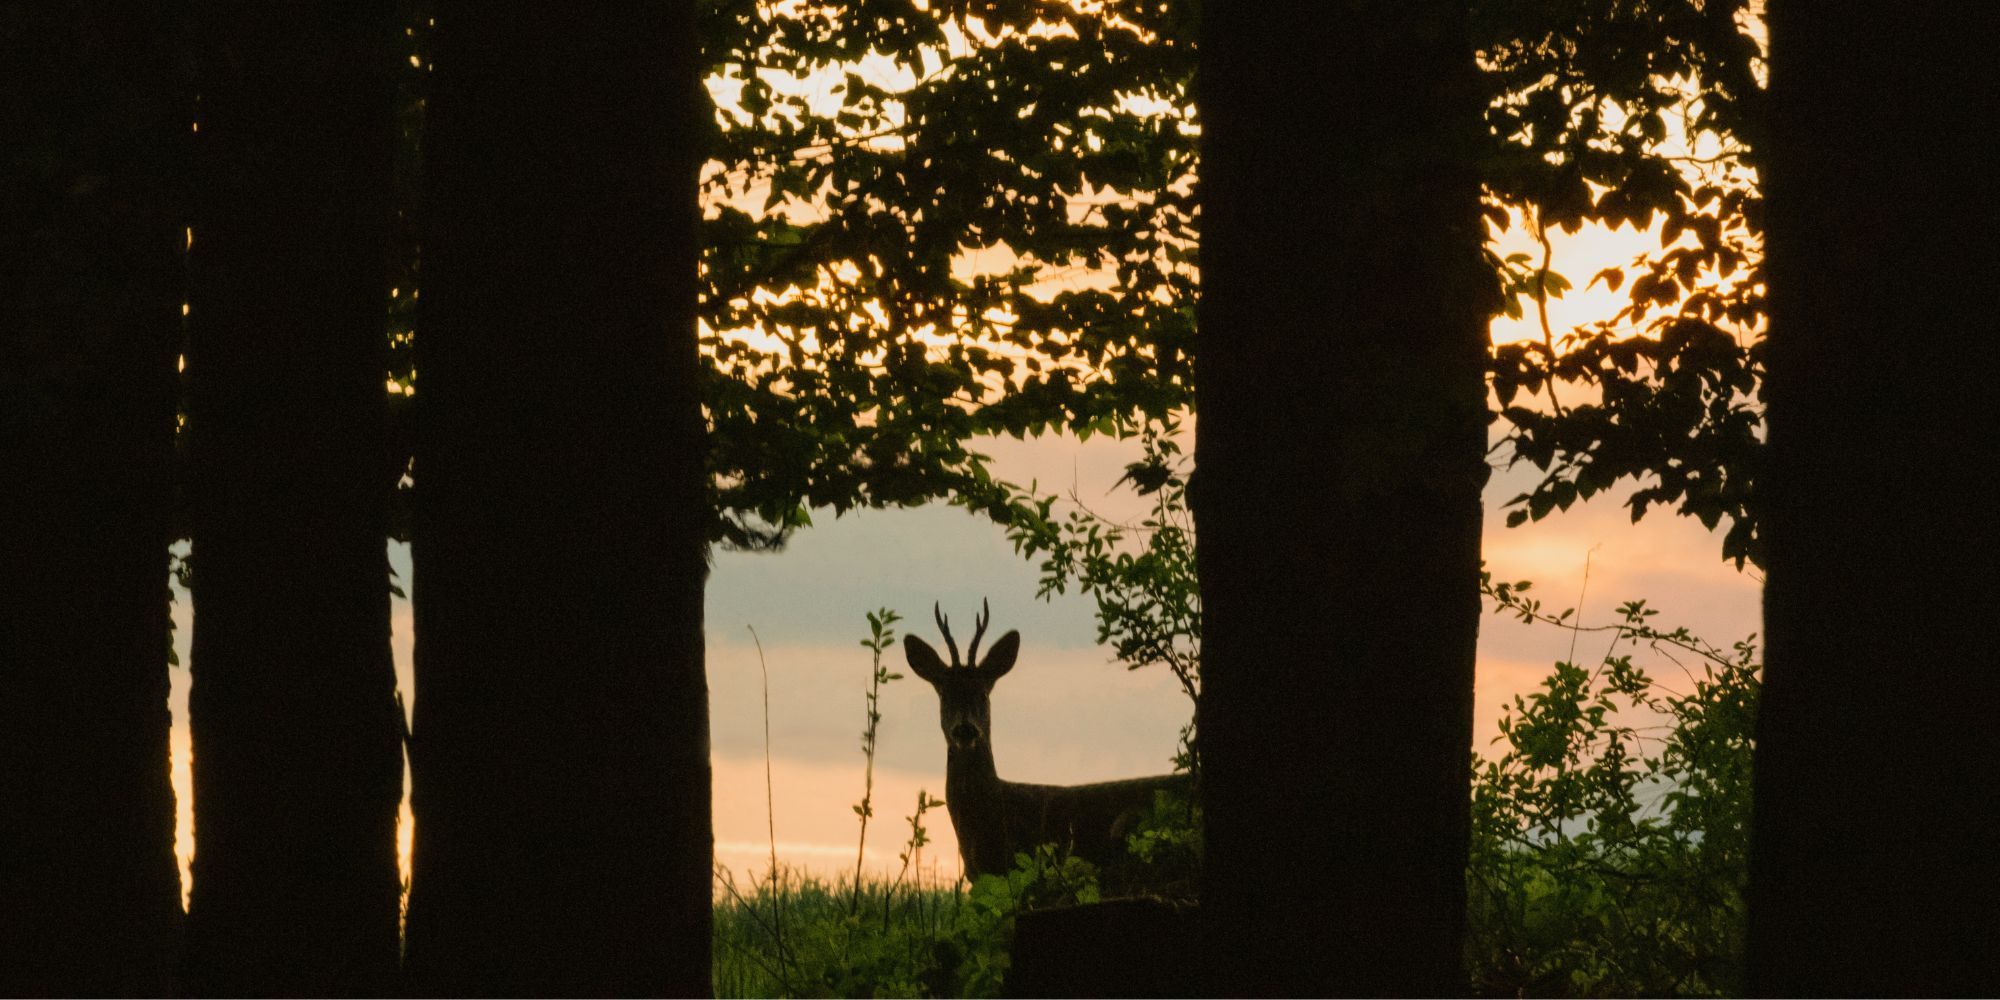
left=373, top=0, right=1770, bottom=563
left=695, top=0, right=1766, bottom=557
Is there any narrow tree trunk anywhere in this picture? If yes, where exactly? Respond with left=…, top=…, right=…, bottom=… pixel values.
left=179, top=4, right=405, bottom=993
left=1192, top=4, right=1493, bottom=994
left=1751, top=8, right=2000, bottom=995
left=402, top=4, right=712, bottom=995
left=0, top=8, right=188, bottom=993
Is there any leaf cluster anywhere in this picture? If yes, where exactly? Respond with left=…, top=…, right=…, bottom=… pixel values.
left=1469, top=578, right=1758, bottom=997
left=696, top=0, right=1196, bottom=548
left=698, top=0, right=1775, bottom=563
left=1476, top=0, right=1769, bottom=565
left=365, top=1, right=1775, bottom=566
left=1121, top=788, right=1202, bottom=898
left=971, top=422, right=1201, bottom=766
left=852, top=608, right=905, bottom=905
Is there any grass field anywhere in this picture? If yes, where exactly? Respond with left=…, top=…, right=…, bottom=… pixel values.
left=712, top=866, right=1006, bottom=999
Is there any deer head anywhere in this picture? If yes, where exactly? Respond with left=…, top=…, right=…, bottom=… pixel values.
left=904, top=599, right=1020, bottom=752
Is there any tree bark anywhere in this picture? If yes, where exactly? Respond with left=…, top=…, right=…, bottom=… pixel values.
left=0, top=7, right=188, bottom=993
left=1192, top=4, right=1493, bottom=994
left=401, top=4, right=712, bottom=995
left=1751, top=7, right=2000, bottom=995
left=179, top=3, right=405, bottom=993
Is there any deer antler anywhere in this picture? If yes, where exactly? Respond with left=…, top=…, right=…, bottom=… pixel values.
left=967, top=598, right=991, bottom=667
left=934, top=601, right=962, bottom=667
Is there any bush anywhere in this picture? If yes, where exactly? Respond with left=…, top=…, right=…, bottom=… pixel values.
left=1467, top=584, right=1759, bottom=997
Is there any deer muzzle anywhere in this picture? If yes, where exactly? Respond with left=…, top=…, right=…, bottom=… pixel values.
left=949, top=721, right=981, bottom=749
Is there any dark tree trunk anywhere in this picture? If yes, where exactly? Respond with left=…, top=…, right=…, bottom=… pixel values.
left=0, top=7, right=188, bottom=993
left=401, top=4, right=712, bottom=995
left=1192, top=4, right=1492, bottom=995
left=1751, top=8, right=2000, bottom=996
left=179, top=3, right=405, bottom=993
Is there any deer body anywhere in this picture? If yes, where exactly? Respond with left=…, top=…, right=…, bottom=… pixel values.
left=909, top=602, right=1191, bottom=879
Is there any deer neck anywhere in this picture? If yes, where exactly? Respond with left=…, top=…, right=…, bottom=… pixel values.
left=945, top=741, right=1011, bottom=877
left=945, top=741, right=1001, bottom=800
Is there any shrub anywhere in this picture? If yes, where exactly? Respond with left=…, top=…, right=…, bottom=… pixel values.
left=1467, top=583, right=1759, bottom=997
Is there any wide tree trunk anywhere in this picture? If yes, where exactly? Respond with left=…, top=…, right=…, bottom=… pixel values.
left=1192, top=3, right=1493, bottom=995
left=401, top=4, right=712, bottom=995
left=0, top=7, right=188, bottom=993
left=179, top=3, right=405, bottom=993
left=1751, top=7, right=2000, bottom=995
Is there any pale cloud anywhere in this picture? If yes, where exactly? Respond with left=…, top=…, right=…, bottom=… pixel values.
left=712, top=754, right=963, bottom=887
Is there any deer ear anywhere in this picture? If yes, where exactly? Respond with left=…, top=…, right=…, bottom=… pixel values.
left=904, top=635, right=947, bottom=683
left=978, top=630, right=1020, bottom=679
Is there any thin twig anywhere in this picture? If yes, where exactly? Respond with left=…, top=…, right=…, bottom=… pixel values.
left=746, top=625, right=787, bottom=973
left=1534, top=208, right=1566, bottom=417
left=1567, top=546, right=1598, bottom=668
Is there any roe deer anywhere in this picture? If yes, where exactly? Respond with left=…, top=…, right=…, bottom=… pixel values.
left=905, top=601, right=1192, bottom=880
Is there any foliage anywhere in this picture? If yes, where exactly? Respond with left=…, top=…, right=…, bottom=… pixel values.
left=928, top=842, right=1103, bottom=994
left=692, top=0, right=1773, bottom=564
left=693, top=0, right=1197, bottom=549
left=1492, top=309, right=1765, bottom=568
left=983, top=421, right=1202, bottom=766
left=991, top=431, right=1761, bottom=994
left=152, top=0, right=1770, bottom=572
left=972, top=844, right=1103, bottom=914
left=1474, top=0, right=1768, bottom=566
left=1468, top=576, right=1758, bottom=997
left=852, top=607, right=905, bottom=906
left=1120, top=789, right=1202, bottom=899
left=896, top=790, right=948, bottom=887
left=988, top=436, right=1760, bottom=995
left=347, top=1, right=1775, bottom=568
left=978, top=399, right=1763, bottom=995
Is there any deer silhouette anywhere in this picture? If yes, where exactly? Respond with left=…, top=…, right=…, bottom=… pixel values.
left=905, top=601, right=1192, bottom=880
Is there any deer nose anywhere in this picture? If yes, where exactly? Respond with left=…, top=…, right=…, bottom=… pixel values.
left=949, top=721, right=980, bottom=746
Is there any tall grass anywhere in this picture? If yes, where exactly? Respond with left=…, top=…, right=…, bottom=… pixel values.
left=713, top=864, right=997, bottom=999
